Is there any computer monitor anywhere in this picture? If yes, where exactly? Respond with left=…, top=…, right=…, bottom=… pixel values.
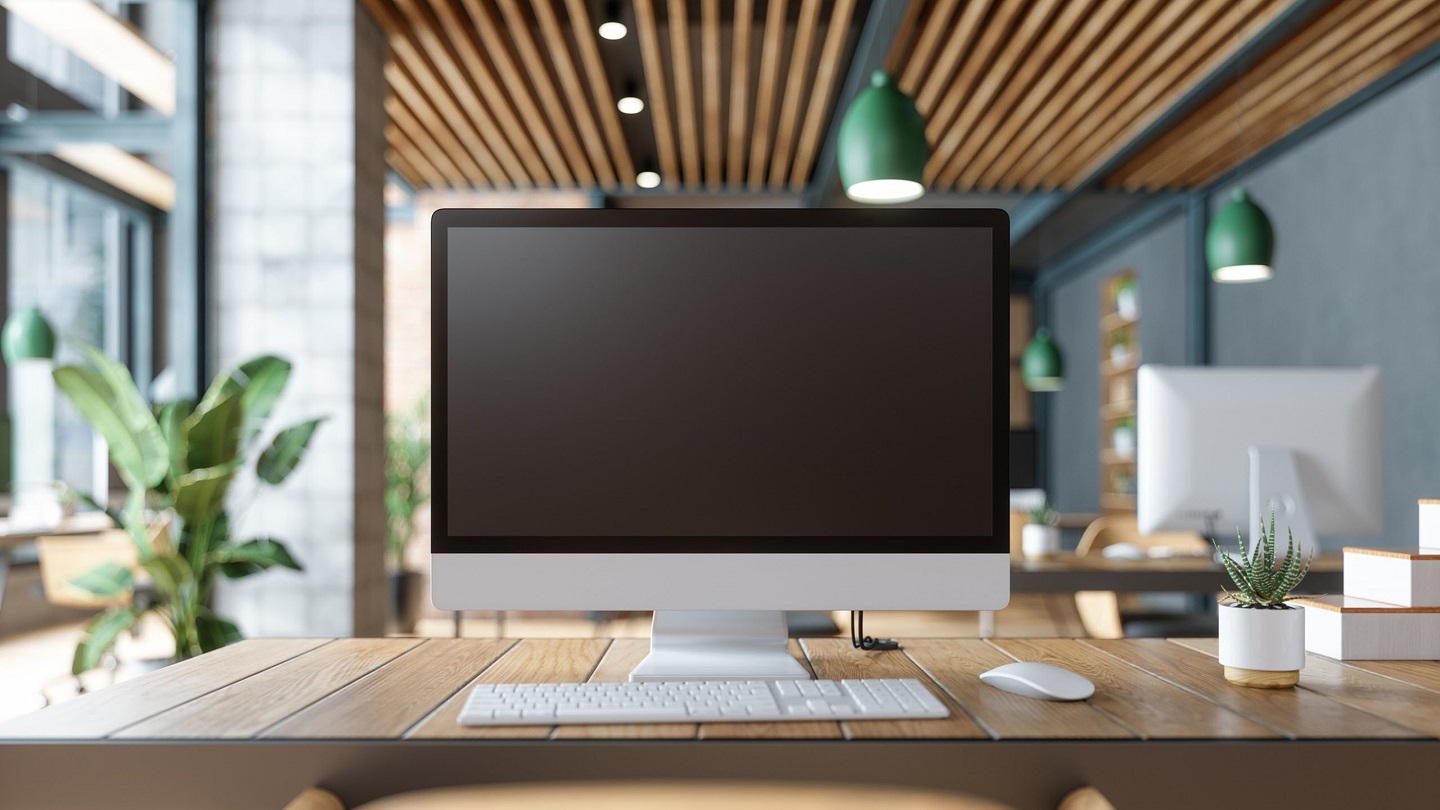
left=432, top=209, right=1009, bottom=681
left=1136, top=365, right=1383, bottom=555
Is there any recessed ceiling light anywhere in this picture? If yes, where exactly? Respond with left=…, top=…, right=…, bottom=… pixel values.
left=617, top=96, right=644, bottom=115
left=598, top=2, right=626, bottom=40
left=636, top=171, right=661, bottom=189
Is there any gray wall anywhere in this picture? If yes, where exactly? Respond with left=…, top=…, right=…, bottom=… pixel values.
left=1208, top=59, right=1440, bottom=550
left=1046, top=214, right=1189, bottom=514
left=1043, top=59, right=1440, bottom=550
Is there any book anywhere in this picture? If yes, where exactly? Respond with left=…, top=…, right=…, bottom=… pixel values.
left=1297, top=594, right=1440, bottom=660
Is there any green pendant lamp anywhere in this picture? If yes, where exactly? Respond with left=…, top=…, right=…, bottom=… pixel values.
left=2, top=306, right=56, bottom=362
left=1022, top=328, right=1064, bottom=392
left=838, top=71, right=927, bottom=204
left=1206, top=188, right=1274, bottom=283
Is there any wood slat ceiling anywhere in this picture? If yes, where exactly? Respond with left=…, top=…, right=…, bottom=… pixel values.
left=1109, top=0, right=1440, bottom=189
left=370, top=0, right=1440, bottom=196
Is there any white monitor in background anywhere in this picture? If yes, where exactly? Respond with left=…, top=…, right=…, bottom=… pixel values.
left=432, top=209, right=1010, bottom=682
left=1137, top=365, right=1382, bottom=555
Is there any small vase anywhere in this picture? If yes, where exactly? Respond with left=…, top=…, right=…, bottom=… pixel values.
left=1022, top=524, right=1062, bottom=557
left=1112, top=427, right=1136, bottom=459
left=1218, top=603, right=1305, bottom=688
left=1115, top=287, right=1139, bottom=321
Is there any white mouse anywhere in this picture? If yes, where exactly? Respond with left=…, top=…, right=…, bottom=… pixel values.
left=979, top=662, right=1095, bottom=701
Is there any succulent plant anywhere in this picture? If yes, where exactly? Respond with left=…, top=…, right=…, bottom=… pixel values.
left=1216, top=511, right=1313, bottom=608
left=1027, top=503, right=1058, bottom=526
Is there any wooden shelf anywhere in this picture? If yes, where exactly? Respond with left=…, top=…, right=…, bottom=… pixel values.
left=1101, top=400, right=1136, bottom=419
left=1100, top=355, right=1139, bottom=376
left=1101, top=492, right=1137, bottom=510
left=1100, top=312, right=1137, bottom=333
left=1101, top=449, right=1137, bottom=465
left=1100, top=270, right=1139, bottom=515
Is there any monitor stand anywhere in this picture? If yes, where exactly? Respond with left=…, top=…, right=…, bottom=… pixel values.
left=1248, top=446, right=1316, bottom=557
left=628, top=610, right=812, bottom=682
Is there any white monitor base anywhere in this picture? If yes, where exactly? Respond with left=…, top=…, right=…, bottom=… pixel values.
left=629, top=610, right=812, bottom=682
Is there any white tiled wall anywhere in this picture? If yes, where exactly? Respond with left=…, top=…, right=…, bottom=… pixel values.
left=211, top=0, right=386, bottom=637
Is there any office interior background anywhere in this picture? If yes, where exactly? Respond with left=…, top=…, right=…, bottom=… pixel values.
left=0, top=0, right=1437, bottom=723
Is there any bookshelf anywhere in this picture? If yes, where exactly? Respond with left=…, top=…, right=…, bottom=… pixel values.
left=1100, top=269, right=1138, bottom=514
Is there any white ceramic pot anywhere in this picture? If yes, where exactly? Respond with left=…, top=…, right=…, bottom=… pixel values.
left=1112, top=427, right=1136, bottom=459
left=1022, top=524, right=1062, bottom=557
left=1219, top=603, right=1305, bottom=687
left=1115, top=287, right=1139, bottom=321
left=1110, top=344, right=1130, bottom=366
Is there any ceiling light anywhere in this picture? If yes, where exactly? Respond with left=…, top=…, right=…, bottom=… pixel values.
left=1207, top=188, right=1274, bottom=283
left=1022, top=328, right=1064, bottom=392
left=598, top=1, right=626, bottom=40
left=636, top=170, right=661, bottom=189
left=2, top=0, right=175, bottom=115
left=838, top=71, right=927, bottom=205
left=617, top=79, right=644, bottom=114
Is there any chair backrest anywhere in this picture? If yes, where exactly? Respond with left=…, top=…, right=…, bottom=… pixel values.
left=1074, top=514, right=1208, bottom=557
left=1007, top=510, right=1027, bottom=556
left=37, top=529, right=138, bottom=608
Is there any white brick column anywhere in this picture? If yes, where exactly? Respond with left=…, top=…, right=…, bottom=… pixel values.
left=210, top=0, right=387, bottom=637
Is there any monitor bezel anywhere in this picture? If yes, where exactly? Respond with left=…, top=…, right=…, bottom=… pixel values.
left=432, top=208, right=1009, bottom=555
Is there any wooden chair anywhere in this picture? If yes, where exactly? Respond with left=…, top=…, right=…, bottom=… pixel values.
left=288, top=783, right=1019, bottom=810
left=1073, top=514, right=1209, bottom=639
left=36, top=528, right=139, bottom=609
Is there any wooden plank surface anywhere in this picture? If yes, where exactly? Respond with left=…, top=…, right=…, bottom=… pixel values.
left=1175, top=638, right=1440, bottom=738
left=558, top=0, right=635, bottom=187
left=1345, top=659, right=1440, bottom=694
left=801, top=637, right=988, bottom=740
left=408, top=638, right=611, bottom=739
left=904, top=639, right=1131, bottom=739
left=1089, top=639, right=1419, bottom=739
left=0, top=638, right=327, bottom=740
left=112, top=639, right=420, bottom=739
left=262, top=639, right=514, bottom=739
left=989, top=638, right=1276, bottom=739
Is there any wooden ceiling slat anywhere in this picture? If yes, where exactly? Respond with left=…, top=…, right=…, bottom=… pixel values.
left=1022, top=0, right=1243, bottom=190
left=702, top=0, right=723, bottom=188
left=914, top=0, right=993, bottom=116
left=385, top=118, right=448, bottom=188
left=790, top=0, right=859, bottom=190
left=984, top=0, right=1168, bottom=190
left=747, top=0, right=790, bottom=190
left=726, top=0, right=755, bottom=188
left=367, top=0, right=511, bottom=187
left=768, top=0, right=822, bottom=188
left=373, top=0, right=530, bottom=187
left=886, top=0, right=930, bottom=80
left=667, top=0, right=701, bottom=188
left=965, top=0, right=1131, bottom=188
left=926, top=0, right=1067, bottom=190
left=386, top=145, right=430, bottom=190
left=635, top=0, right=680, bottom=187
left=386, top=93, right=464, bottom=187
left=933, top=0, right=1101, bottom=189
left=557, top=0, right=635, bottom=188
left=1115, top=0, right=1415, bottom=188
left=465, top=0, right=593, bottom=187
left=1173, top=2, right=1440, bottom=187
left=1007, top=0, right=1202, bottom=190
left=1051, top=0, right=1287, bottom=189
left=897, top=0, right=960, bottom=95
left=384, top=62, right=493, bottom=186
left=415, top=0, right=558, bottom=185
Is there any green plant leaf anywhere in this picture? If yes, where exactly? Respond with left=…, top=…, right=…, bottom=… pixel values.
left=183, top=389, right=243, bottom=471
left=52, top=360, right=167, bottom=491
left=201, top=355, right=292, bottom=446
left=211, top=538, right=303, bottom=578
left=196, top=611, right=243, bottom=653
left=155, top=399, right=195, bottom=480
left=71, top=606, right=142, bottom=676
left=67, top=561, right=134, bottom=598
left=141, top=554, right=195, bottom=602
left=63, top=484, right=123, bottom=528
left=172, top=459, right=243, bottom=525
left=256, top=418, right=325, bottom=485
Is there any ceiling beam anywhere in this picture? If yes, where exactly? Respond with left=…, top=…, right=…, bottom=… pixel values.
left=0, top=112, right=170, bottom=152
left=801, top=0, right=912, bottom=208
left=1010, top=0, right=1332, bottom=244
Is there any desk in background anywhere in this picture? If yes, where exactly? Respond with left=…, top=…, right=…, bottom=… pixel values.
left=1, top=636, right=1436, bottom=809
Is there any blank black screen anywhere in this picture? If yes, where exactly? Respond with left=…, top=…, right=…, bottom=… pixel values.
left=445, top=223, right=995, bottom=543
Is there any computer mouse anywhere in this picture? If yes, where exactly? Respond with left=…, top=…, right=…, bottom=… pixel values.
left=979, top=662, right=1095, bottom=701
left=1100, top=543, right=1146, bottom=560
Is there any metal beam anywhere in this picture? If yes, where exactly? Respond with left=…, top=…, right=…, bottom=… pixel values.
left=1008, top=193, right=1068, bottom=245
left=168, top=0, right=206, bottom=397
left=801, top=0, right=910, bottom=208
left=0, top=112, right=172, bottom=152
left=1186, top=193, right=1209, bottom=366
left=1010, top=0, right=1332, bottom=247
left=1033, top=195, right=1189, bottom=295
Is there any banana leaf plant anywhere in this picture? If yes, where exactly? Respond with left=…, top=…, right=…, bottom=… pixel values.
left=53, top=343, right=324, bottom=674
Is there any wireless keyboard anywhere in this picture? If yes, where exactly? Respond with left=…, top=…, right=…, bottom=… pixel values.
left=458, top=677, right=950, bottom=726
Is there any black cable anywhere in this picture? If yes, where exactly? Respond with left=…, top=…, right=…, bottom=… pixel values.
left=849, top=611, right=899, bottom=651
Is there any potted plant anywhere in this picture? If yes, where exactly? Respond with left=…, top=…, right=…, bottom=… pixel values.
left=1112, top=416, right=1137, bottom=459
left=1114, top=276, right=1138, bottom=321
left=52, top=344, right=323, bottom=674
left=386, top=393, right=431, bottom=634
left=1216, top=513, right=1313, bottom=688
left=1108, top=330, right=1132, bottom=367
left=1022, top=504, right=1061, bottom=557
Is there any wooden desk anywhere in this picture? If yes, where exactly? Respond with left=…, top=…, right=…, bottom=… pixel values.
left=1010, top=553, right=1345, bottom=594
left=1, top=637, right=1436, bottom=810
